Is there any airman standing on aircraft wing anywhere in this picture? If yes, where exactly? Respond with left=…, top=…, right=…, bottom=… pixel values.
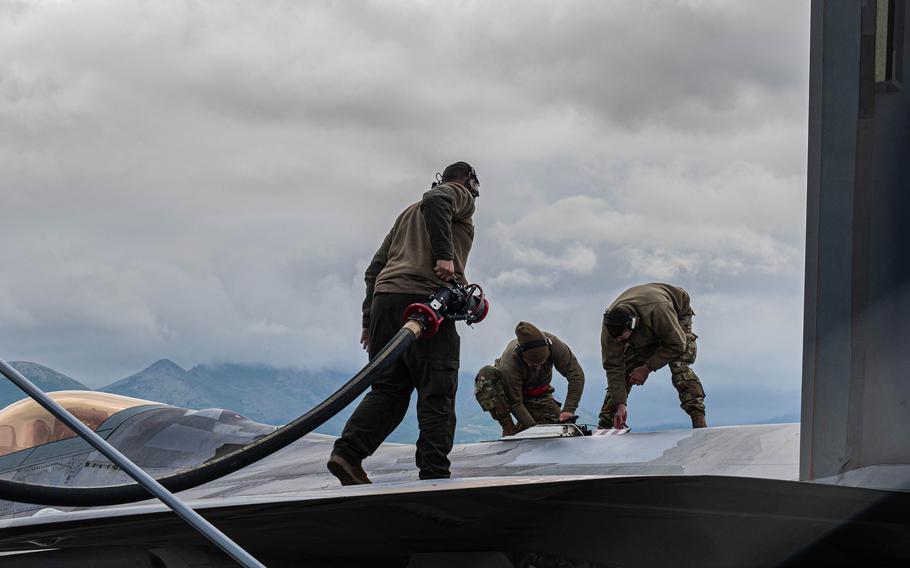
left=327, top=161, right=480, bottom=485
left=599, top=283, right=707, bottom=430
left=475, top=322, right=585, bottom=436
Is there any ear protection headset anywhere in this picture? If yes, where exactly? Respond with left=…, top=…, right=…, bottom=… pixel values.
left=603, top=310, right=638, bottom=331
left=515, top=337, right=553, bottom=354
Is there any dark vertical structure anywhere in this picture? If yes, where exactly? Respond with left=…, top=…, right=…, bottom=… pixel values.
left=803, top=0, right=909, bottom=481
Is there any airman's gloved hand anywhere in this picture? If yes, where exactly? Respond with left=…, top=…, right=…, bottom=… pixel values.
left=629, top=365, right=650, bottom=386
left=433, top=259, right=455, bottom=280
left=613, top=403, right=628, bottom=429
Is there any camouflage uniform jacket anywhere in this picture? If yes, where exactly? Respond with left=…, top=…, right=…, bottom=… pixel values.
left=361, top=182, right=478, bottom=328
left=601, top=283, right=693, bottom=409
left=495, top=333, right=585, bottom=426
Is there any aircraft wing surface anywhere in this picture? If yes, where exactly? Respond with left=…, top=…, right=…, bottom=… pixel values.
left=0, top=473, right=907, bottom=567
left=173, top=423, right=801, bottom=503
left=0, top=423, right=907, bottom=566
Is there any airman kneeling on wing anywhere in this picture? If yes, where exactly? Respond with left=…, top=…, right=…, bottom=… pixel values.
left=474, top=322, right=585, bottom=436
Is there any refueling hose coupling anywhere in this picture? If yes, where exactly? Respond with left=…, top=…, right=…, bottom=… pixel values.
left=403, top=281, right=490, bottom=338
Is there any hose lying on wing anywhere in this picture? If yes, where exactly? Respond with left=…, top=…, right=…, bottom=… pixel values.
left=0, top=322, right=423, bottom=507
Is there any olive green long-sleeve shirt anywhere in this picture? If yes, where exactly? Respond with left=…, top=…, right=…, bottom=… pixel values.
left=601, top=283, right=693, bottom=409
left=362, top=182, right=477, bottom=328
left=495, top=333, right=585, bottom=427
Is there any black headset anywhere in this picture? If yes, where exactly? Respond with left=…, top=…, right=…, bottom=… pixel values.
left=515, top=337, right=553, bottom=354
left=603, top=310, right=637, bottom=331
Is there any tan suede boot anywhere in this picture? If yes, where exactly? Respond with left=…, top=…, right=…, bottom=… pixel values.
left=691, top=413, right=708, bottom=429
left=327, top=454, right=372, bottom=486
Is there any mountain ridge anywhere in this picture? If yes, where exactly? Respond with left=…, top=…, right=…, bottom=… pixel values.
left=5, top=359, right=800, bottom=444
left=1, top=362, right=91, bottom=411
left=98, top=359, right=381, bottom=435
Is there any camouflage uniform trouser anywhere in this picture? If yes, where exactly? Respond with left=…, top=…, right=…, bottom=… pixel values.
left=598, top=313, right=706, bottom=427
left=474, top=365, right=562, bottom=425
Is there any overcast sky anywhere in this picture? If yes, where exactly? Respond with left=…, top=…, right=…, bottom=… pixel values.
left=1, top=1, right=810, bottom=425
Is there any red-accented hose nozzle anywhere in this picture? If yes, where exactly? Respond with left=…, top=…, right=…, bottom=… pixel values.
left=468, top=298, right=490, bottom=325
left=403, top=302, right=443, bottom=338
left=403, top=281, right=490, bottom=340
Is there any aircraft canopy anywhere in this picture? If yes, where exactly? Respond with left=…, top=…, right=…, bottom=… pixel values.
left=0, top=391, right=161, bottom=457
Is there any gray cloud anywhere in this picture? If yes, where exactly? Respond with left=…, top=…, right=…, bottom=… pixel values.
left=1, top=1, right=808, bottom=426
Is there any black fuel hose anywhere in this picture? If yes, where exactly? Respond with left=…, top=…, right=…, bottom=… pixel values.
left=0, top=322, right=422, bottom=507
